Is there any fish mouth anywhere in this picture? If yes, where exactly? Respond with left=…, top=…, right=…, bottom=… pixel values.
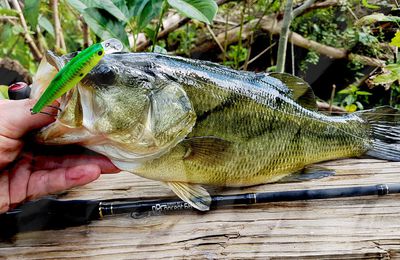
left=35, top=86, right=87, bottom=145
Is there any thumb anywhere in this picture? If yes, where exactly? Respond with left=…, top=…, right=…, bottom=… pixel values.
left=0, top=99, right=57, bottom=139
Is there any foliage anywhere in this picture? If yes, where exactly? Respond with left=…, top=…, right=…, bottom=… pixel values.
left=167, top=23, right=197, bottom=56
left=67, top=0, right=217, bottom=49
left=390, top=31, right=400, bottom=47
left=355, top=13, right=400, bottom=27
left=223, top=45, right=248, bottom=69
left=167, top=0, right=217, bottom=24
left=336, top=84, right=372, bottom=112
left=0, top=0, right=398, bottom=112
left=371, top=64, right=400, bottom=87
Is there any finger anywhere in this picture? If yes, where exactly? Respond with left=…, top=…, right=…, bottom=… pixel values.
left=0, top=135, right=23, bottom=170
left=8, top=155, right=32, bottom=206
left=0, top=99, right=58, bottom=139
left=0, top=171, right=10, bottom=213
left=33, top=154, right=120, bottom=174
left=26, top=165, right=101, bottom=199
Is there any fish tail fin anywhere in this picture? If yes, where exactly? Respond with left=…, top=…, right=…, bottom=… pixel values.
left=358, top=106, right=400, bottom=161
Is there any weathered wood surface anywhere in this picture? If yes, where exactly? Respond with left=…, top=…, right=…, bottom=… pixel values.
left=2, top=158, right=400, bottom=259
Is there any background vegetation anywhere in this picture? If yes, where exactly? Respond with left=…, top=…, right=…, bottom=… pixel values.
left=0, top=0, right=399, bottom=112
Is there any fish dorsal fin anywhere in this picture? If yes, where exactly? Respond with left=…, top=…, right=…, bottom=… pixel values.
left=166, top=181, right=211, bottom=211
left=181, top=136, right=232, bottom=165
left=268, top=72, right=317, bottom=111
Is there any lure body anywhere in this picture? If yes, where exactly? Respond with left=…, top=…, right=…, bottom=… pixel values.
left=31, top=38, right=123, bottom=114
left=31, top=43, right=104, bottom=114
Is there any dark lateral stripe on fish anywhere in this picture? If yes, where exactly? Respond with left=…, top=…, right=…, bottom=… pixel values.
left=195, top=94, right=240, bottom=125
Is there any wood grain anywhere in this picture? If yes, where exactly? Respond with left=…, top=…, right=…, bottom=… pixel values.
left=1, top=159, right=400, bottom=259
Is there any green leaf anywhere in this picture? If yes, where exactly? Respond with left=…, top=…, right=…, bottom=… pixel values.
left=355, top=101, right=364, bottom=110
left=67, top=0, right=128, bottom=22
left=355, top=91, right=372, bottom=96
left=337, top=89, right=352, bottom=95
left=0, top=8, right=18, bottom=16
left=126, top=0, right=150, bottom=17
left=12, top=24, right=24, bottom=35
left=372, top=72, right=399, bottom=85
left=111, top=0, right=130, bottom=19
left=152, top=45, right=167, bottom=54
left=344, top=95, right=356, bottom=105
left=0, top=24, right=13, bottom=42
left=371, top=63, right=400, bottom=85
left=23, top=0, right=40, bottom=29
left=0, top=85, right=9, bottom=100
left=83, top=7, right=129, bottom=48
left=391, top=31, right=400, bottom=48
left=345, top=104, right=357, bottom=112
left=143, top=26, right=156, bottom=40
left=67, top=0, right=88, bottom=13
left=137, top=0, right=163, bottom=31
left=355, top=13, right=400, bottom=27
left=361, top=0, right=380, bottom=10
left=167, top=0, right=217, bottom=24
left=92, top=0, right=128, bottom=22
left=38, top=15, right=55, bottom=38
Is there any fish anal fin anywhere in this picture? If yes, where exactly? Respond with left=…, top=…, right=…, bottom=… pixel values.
left=182, top=136, right=232, bottom=164
left=277, top=165, right=335, bottom=183
left=268, top=72, right=317, bottom=111
left=166, top=181, right=211, bottom=211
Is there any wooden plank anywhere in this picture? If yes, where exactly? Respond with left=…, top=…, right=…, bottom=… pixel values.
left=1, top=159, right=400, bottom=259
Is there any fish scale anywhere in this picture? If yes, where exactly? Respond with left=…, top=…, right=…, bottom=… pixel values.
left=34, top=52, right=400, bottom=211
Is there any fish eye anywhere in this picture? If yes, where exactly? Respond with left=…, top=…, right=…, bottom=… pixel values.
left=98, top=50, right=103, bottom=56
left=105, top=43, right=110, bottom=47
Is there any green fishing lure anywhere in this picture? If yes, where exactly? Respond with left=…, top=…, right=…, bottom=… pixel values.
left=31, top=38, right=123, bottom=114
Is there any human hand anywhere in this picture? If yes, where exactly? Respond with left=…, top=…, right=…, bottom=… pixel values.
left=0, top=99, right=119, bottom=213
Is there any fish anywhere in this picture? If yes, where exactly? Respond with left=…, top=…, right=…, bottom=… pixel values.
left=31, top=51, right=400, bottom=211
left=31, top=38, right=123, bottom=114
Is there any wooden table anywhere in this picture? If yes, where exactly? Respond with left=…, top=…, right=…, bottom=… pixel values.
left=1, top=159, right=400, bottom=259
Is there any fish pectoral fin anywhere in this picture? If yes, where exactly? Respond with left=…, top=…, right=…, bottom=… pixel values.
left=166, top=181, right=211, bottom=211
left=277, top=165, right=335, bottom=183
left=268, top=72, right=317, bottom=111
left=181, top=136, right=232, bottom=165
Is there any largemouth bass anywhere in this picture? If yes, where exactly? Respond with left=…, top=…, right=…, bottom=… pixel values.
left=31, top=52, right=400, bottom=211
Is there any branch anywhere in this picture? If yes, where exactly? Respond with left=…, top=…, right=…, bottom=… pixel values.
left=276, top=0, right=317, bottom=73
left=191, top=16, right=386, bottom=67
left=0, top=16, right=18, bottom=21
left=81, top=16, right=90, bottom=48
left=51, top=0, right=66, bottom=52
left=317, top=101, right=347, bottom=113
left=305, top=0, right=340, bottom=12
left=190, top=19, right=258, bottom=57
left=135, top=0, right=234, bottom=52
left=10, top=0, right=42, bottom=61
left=293, top=0, right=318, bottom=17
left=276, top=0, right=294, bottom=73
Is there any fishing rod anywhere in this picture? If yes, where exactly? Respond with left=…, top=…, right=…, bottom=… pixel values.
left=1, top=183, right=400, bottom=238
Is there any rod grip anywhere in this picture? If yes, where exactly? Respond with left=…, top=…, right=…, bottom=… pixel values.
left=8, top=82, right=31, bottom=100
left=0, top=198, right=100, bottom=239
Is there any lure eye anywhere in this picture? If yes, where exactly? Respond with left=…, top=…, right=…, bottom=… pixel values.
left=105, top=43, right=110, bottom=47
left=98, top=50, right=103, bottom=56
